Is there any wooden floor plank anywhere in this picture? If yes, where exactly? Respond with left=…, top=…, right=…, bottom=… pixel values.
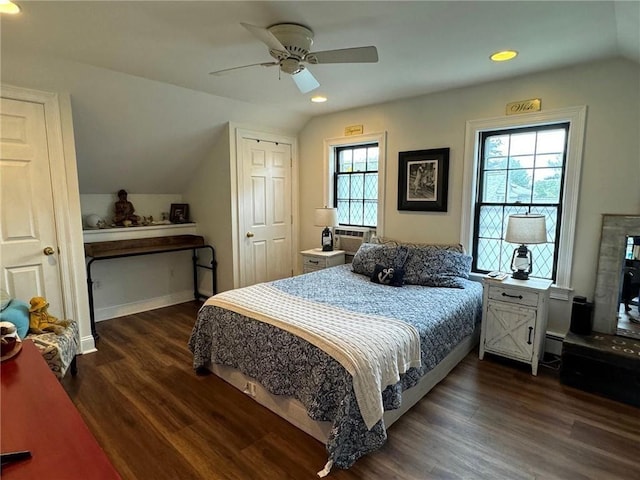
left=62, top=301, right=640, bottom=479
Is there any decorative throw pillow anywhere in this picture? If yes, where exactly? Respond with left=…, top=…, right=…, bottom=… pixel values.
left=352, top=243, right=399, bottom=277
left=0, top=299, right=30, bottom=339
left=370, top=264, right=405, bottom=287
left=369, top=245, right=409, bottom=287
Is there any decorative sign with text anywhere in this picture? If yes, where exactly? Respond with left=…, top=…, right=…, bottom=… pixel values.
left=506, top=98, right=541, bottom=115
left=344, top=124, right=364, bottom=136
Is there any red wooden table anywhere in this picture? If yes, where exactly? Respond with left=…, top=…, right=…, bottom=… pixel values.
left=1, top=340, right=121, bottom=479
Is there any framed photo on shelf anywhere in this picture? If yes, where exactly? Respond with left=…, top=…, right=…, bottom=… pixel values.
left=397, top=148, right=450, bottom=212
left=169, top=203, right=189, bottom=223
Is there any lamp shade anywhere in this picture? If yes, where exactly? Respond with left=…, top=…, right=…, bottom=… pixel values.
left=314, top=207, right=338, bottom=227
left=505, top=214, right=547, bottom=244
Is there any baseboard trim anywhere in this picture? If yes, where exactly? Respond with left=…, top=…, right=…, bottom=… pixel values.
left=545, top=331, right=566, bottom=356
left=80, top=335, right=97, bottom=354
left=95, top=290, right=196, bottom=322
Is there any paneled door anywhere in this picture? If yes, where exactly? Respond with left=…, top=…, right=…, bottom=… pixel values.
left=239, top=136, right=293, bottom=286
left=0, top=97, right=64, bottom=316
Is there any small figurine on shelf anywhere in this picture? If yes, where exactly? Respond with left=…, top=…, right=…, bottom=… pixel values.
left=113, top=189, right=140, bottom=227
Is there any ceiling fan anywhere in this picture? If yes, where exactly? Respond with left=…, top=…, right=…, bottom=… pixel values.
left=209, top=23, right=379, bottom=94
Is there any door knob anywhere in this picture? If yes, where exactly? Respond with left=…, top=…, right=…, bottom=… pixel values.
left=246, top=232, right=254, bottom=238
left=43, top=246, right=55, bottom=256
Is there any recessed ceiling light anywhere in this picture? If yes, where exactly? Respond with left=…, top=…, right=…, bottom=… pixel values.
left=0, top=1, right=21, bottom=14
left=490, top=50, right=518, bottom=62
left=311, top=95, right=327, bottom=103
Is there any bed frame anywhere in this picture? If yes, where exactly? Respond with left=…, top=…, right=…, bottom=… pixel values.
left=207, top=326, right=480, bottom=443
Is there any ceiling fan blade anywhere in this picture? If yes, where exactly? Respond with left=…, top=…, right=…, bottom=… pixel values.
left=209, top=62, right=278, bottom=76
left=291, top=67, right=320, bottom=94
left=241, top=22, right=289, bottom=56
left=307, top=46, right=378, bottom=64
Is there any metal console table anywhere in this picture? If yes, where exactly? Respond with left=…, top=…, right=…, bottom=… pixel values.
left=85, top=234, right=216, bottom=340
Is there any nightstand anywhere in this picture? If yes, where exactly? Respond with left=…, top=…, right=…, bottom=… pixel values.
left=479, top=276, right=553, bottom=375
left=300, top=249, right=345, bottom=273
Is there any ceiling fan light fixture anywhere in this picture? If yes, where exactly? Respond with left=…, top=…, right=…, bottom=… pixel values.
left=490, top=50, right=518, bottom=62
left=280, top=58, right=302, bottom=75
left=311, top=95, right=327, bottom=103
left=0, top=1, right=21, bottom=14
left=219, top=22, right=379, bottom=95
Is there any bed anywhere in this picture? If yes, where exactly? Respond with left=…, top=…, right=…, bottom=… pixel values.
left=189, top=241, right=483, bottom=475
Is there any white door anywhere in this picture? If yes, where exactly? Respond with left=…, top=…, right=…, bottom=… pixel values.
left=0, top=97, right=65, bottom=316
left=239, top=137, right=293, bottom=286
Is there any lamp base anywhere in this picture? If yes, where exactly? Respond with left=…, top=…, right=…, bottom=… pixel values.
left=511, top=270, right=530, bottom=280
left=511, top=244, right=532, bottom=280
left=321, top=227, right=333, bottom=251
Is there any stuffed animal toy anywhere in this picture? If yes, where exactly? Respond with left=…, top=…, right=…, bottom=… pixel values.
left=28, top=297, right=70, bottom=335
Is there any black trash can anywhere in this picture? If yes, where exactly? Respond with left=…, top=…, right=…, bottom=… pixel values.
left=570, top=295, right=593, bottom=335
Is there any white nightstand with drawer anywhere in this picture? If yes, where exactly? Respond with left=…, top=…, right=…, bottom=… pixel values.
left=300, top=249, right=345, bottom=273
left=479, top=276, right=553, bottom=375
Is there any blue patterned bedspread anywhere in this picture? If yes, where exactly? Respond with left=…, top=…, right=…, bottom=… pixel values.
left=189, top=264, right=483, bottom=470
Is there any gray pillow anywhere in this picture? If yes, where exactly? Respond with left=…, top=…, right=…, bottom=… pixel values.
left=351, top=243, right=399, bottom=277
left=371, top=236, right=465, bottom=253
left=404, top=248, right=472, bottom=288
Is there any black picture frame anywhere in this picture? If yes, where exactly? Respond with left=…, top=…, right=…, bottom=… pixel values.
left=170, top=203, right=189, bottom=223
left=397, top=148, right=450, bottom=212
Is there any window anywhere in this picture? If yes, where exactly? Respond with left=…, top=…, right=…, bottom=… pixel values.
left=324, top=132, right=386, bottom=232
left=461, top=106, right=587, bottom=299
left=473, top=124, right=569, bottom=280
left=334, top=144, right=379, bottom=227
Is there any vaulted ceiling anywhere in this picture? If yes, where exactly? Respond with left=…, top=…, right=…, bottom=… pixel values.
left=1, top=1, right=638, bottom=193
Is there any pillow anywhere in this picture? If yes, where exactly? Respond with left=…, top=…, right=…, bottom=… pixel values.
left=351, top=243, right=399, bottom=277
left=0, top=299, right=30, bottom=339
left=0, top=289, right=11, bottom=311
left=404, top=248, right=472, bottom=288
left=369, top=246, right=409, bottom=287
left=417, top=274, right=468, bottom=289
left=371, top=264, right=405, bottom=287
left=371, top=236, right=465, bottom=253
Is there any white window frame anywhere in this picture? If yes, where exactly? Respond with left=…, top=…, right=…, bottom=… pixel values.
left=461, top=106, right=587, bottom=300
left=323, top=132, right=387, bottom=235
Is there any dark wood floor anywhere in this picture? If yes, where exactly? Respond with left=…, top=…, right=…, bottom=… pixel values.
left=62, top=302, right=640, bottom=480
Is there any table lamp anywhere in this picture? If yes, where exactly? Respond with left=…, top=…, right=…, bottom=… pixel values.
left=505, top=214, right=547, bottom=280
left=314, top=207, right=338, bottom=251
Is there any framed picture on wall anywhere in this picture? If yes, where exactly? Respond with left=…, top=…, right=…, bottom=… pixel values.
left=397, top=148, right=450, bottom=212
left=170, top=203, right=189, bottom=223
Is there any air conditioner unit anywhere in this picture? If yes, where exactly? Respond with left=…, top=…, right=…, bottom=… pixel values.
left=334, top=226, right=373, bottom=255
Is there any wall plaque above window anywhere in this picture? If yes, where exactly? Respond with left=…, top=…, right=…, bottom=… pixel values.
left=344, top=124, right=364, bottom=136
left=506, top=98, right=541, bottom=115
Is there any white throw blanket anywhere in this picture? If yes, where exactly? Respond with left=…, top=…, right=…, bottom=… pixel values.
left=204, top=283, right=422, bottom=430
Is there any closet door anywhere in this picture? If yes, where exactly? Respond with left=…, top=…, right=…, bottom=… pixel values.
left=239, top=136, right=293, bottom=286
left=0, top=97, right=65, bottom=315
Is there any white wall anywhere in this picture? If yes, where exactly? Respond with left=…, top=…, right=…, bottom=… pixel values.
left=299, top=58, right=640, bottom=337
left=183, top=124, right=234, bottom=294
left=0, top=50, right=307, bottom=195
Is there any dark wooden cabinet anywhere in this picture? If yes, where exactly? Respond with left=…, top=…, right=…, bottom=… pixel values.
left=561, top=331, right=640, bottom=407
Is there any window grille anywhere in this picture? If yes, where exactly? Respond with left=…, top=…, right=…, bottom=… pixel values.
left=334, top=144, right=379, bottom=227
left=472, top=123, right=569, bottom=280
